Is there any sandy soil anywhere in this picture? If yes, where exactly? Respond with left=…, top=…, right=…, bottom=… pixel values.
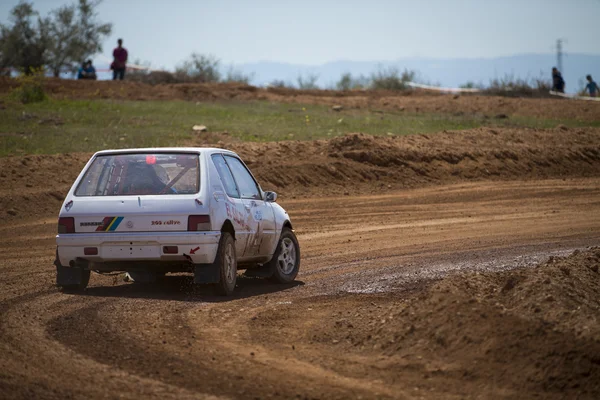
left=1, top=166, right=600, bottom=399
left=2, top=127, right=599, bottom=223
left=2, top=77, right=600, bottom=122
left=1, top=83, right=600, bottom=398
left=1, top=179, right=599, bottom=399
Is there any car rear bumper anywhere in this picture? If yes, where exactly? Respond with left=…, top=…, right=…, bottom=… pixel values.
left=56, top=231, right=221, bottom=267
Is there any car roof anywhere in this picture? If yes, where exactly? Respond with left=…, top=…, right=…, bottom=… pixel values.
left=93, top=147, right=238, bottom=157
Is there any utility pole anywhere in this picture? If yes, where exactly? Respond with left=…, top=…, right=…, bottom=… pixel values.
left=556, top=39, right=563, bottom=73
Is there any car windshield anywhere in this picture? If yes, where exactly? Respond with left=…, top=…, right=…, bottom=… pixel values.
left=75, top=153, right=199, bottom=196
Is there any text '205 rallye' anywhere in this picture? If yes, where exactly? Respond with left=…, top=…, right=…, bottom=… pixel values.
left=55, top=148, right=300, bottom=295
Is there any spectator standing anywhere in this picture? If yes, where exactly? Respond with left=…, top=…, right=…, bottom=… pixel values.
left=111, top=38, right=128, bottom=80
left=585, top=75, right=599, bottom=97
left=77, top=60, right=97, bottom=80
left=551, top=67, right=565, bottom=93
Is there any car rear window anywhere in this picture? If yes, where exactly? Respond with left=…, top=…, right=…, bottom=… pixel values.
left=75, top=153, right=199, bottom=196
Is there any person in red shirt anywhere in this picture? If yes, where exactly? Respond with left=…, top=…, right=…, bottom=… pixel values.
left=111, top=38, right=128, bottom=80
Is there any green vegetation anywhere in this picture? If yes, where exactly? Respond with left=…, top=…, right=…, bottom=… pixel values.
left=336, top=72, right=370, bottom=91
left=1, top=97, right=597, bottom=157
left=9, top=70, right=47, bottom=104
left=296, top=74, right=320, bottom=90
left=0, top=0, right=111, bottom=76
left=370, top=67, right=416, bottom=91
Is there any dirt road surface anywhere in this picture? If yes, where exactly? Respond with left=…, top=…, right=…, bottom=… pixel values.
left=1, top=80, right=599, bottom=398
left=2, top=177, right=599, bottom=399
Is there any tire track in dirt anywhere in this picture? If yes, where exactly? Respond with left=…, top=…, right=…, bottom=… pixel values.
left=1, top=179, right=599, bottom=399
left=0, top=289, right=225, bottom=400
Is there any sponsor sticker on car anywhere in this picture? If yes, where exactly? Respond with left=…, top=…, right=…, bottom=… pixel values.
left=76, top=216, right=187, bottom=232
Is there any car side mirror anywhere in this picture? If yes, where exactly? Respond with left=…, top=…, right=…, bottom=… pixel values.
left=265, top=191, right=278, bottom=202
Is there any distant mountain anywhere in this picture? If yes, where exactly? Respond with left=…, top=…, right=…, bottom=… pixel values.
left=237, top=54, right=600, bottom=94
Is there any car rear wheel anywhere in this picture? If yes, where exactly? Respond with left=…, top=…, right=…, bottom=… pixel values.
left=214, top=232, right=237, bottom=296
left=268, top=227, right=300, bottom=284
left=55, top=258, right=90, bottom=292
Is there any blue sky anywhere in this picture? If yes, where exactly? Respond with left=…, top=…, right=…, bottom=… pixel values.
left=1, top=0, right=599, bottom=70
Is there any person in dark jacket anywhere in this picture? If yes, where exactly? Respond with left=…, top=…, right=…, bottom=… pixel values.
left=111, top=38, right=128, bottom=80
left=552, top=67, right=565, bottom=93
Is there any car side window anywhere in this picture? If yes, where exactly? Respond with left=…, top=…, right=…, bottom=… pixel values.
left=211, top=154, right=239, bottom=198
left=224, top=156, right=261, bottom=200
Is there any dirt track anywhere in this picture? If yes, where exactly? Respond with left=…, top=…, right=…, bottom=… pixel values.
left=1, top=83, right=600, bottom=398
left=1, top=174, right=600, bottom=398
left=2, top=127, right=600, bottom=223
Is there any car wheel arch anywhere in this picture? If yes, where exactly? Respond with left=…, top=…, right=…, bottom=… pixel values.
left=221, top=219, right=235, bottom=240
left=282, top=220, right=293, bottom=231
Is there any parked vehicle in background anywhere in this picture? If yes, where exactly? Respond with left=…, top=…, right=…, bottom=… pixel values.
left=55, top=148, right=300, bottom=295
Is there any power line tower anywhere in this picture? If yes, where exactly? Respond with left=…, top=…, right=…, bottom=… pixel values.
left=556, top=39, right=563, bottom=73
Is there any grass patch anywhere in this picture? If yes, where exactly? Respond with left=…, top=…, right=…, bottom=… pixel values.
left=1, top=98, right=597, bottom=156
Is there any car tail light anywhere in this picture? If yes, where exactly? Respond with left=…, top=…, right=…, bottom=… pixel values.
left=84, top=247, right=98, bottom=255
left=58, top=217, right=75, bottom=233
left=188, top=215, right=211, bottom=231
left=163, top=246, right=178, bottom=254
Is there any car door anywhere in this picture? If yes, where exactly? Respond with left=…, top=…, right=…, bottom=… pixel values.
left=223, top=155, right=276, bottom=258
left=211, top=154, right=249, bottom=258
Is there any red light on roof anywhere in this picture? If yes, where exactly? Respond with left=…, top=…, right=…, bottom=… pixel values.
left=146, top=155, right=156, bottom=164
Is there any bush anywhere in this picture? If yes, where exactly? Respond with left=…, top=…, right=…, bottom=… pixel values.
left=10, top=68, right=47, bottom=103
left=336, top=73, right=353, bottom=91
left=175, top=53, right=221, bottom=83
left=459, top=81, right=483, bottom=89
left=297, top=73, right=319, bottom=89
left=370, top=67, right=415, bottom=91
left=267, top=79, right=291, bottom=89
left=336, top=72, right=369, bottom=90
left=485, top=74, right=552, bottom=98
left=223, top=66, right=254, bottom=84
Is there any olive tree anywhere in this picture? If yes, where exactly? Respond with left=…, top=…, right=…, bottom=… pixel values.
left=0, top=2, right=50, bottom=74
left=0, top=0, right=111, bottom=76
left=45, top=0, right=112, bottom=77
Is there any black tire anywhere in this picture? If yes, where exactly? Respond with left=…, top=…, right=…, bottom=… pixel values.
left=55, top=250, right=90, bottom=291
left=267, top=228, right=300, bottom=284
left=56, top=265, right=90, bottom=292
left=214, top=232, right=237, bottom=296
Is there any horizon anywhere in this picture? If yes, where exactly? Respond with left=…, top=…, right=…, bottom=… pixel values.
left=2, top=0, right=599, bottom=93
left=1, top=0, right=599, bottom=68
left=84, top=52, right=600, bottom=94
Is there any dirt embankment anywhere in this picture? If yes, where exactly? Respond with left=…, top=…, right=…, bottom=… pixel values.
left=1, top=127, right=599, bottom=223
left=259, top=248, right=600, bottom=398
left=2, top=77, right=600, bottom=122
left=232, top=127, right=600, bottom=195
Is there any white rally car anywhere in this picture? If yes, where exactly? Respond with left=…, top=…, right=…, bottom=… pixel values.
left=55, top=148, right=300, bottom=295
